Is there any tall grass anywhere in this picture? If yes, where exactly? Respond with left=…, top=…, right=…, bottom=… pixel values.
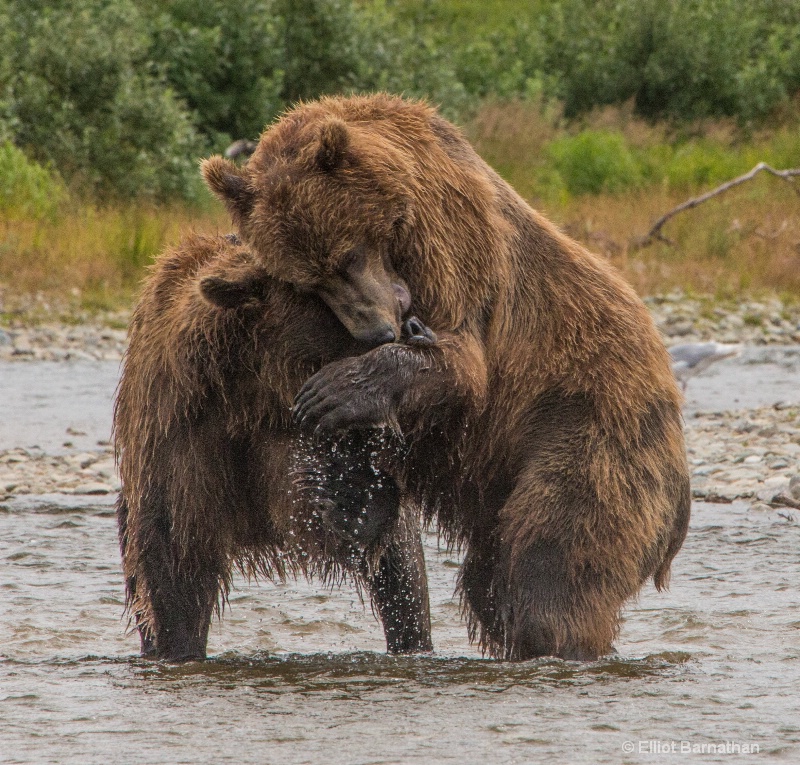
left=470, top=100, right=800, bottom=298
left=0, top=142, right=67, bottom=220
left=557, top=185, right=800, bottom=298
left=0, top=197, right=228, bottom=314
left=2, top=100, right=799, bottom=315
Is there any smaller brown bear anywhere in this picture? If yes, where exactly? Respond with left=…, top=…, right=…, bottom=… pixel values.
left=114, top=232, right=434, bottom=661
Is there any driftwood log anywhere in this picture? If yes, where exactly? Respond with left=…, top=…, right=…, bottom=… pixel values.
left=635, top=163, right=800, bottom=248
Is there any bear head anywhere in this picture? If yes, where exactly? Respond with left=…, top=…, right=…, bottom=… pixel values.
left=201, top=95, right=507, bottom=345
left=202, top=114, right=418, bottom=348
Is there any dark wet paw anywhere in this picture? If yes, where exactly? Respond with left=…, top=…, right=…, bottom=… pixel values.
left=292, top=431, right=400, bottom=549
left=401, top=316, right=437, bottom=347
left=293, top=361, right=389, bottom=433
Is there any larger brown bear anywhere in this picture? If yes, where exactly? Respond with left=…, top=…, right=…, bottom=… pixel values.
left=203, top=93, right=691, bottom=661
left=114, top=232, right=434, bottom=661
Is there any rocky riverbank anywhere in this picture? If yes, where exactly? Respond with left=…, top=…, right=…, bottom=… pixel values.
left=0, top=446, right=118, bottom=498
left=686, top=406, right=800, bottom=511
left=644, top=293, right=800, bottom=346
left=2, top=293, right=800, bottom=512
left=2, top=406, right=799, bottom=512
left=2, top=292, right=800, bottom=362
left=0, top=317, right=129, bottom=362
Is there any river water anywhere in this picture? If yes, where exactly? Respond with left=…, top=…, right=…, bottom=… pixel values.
left=1, top=354, right=799, bottom=764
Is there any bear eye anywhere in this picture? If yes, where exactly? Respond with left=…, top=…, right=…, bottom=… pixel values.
left=337, top=246, right=365, bottom=274
left=390, top=214, right=411, bottom=246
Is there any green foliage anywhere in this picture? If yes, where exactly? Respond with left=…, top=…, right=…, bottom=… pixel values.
left=277, top=0, right=364, bottom=103
left=351, top=4, right=470, bottom=119
left=539, top=0, right=650, bottom=117
left=112, top=206, right=174, bottom=278
left=632, top=0, right=761, bottom=119
left=452, top=24, right=550, bottom=102
left=533, top=120, right=800, bottom=199
left=2, top=0, right=203, bottom=199
left=0, top=0, right=799, bottom=200
left=548, top=131, right=642, bottom=195
left=0, top=141, right=66, bottom=218
left=538, top=0, right=800, bottom=121
left=145, top=0, right=471, bottom=141
left=394, top=0, right=800, bottom=122
left=145, top=0, right=284, bottom=145
left=657, top=142, right=751, bottom=189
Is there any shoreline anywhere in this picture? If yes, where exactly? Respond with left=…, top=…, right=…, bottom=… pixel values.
left=2, top=293, right=800, bottom=363
left=2, top=293, right=799, bottom=511
left=3, top=406, right=799, bottom=511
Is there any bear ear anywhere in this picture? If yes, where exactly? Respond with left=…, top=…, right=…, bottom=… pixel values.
left=200, top=275, right=261, bottom=309
left=201, top=156, right=254, bottom=219
left=315, top=118, right=350, bottom=172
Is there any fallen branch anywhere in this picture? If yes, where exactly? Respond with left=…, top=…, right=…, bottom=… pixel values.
left=634, top=162, right=800, bottom=249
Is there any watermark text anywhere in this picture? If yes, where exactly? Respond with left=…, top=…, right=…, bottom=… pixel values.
left=622, top=740, right=760, bottom=756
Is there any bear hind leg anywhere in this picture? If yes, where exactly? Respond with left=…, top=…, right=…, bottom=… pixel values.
left=117, top=494, right=156, bottom=656
left=461, top=491, right=623, bottom=661
left=120, top=487, right=226, bottom=662
left=495, top=537, right=619, bottom=661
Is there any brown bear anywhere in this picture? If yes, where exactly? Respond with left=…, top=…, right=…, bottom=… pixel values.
left=202, top=93, right=692, bottom=661
left=114, top=232, right=434, bottom=661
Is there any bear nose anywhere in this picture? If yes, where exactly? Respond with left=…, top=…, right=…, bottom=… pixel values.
left=361, top=325, right=397, bottom=347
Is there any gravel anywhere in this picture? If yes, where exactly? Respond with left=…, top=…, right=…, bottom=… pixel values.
left=0, top=320, right=128, bottom=362
left=2, top=292, right=799, bottom=512
left=0, top=447, right=119, bottom=499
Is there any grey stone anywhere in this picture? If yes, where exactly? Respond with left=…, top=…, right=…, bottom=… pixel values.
left=73, top=482, right=113, bottom=495
left=767, top=459, right=790, bottom=470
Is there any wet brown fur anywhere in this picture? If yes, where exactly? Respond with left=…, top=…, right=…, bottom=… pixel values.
left=203, top=93, right=691, bottom=661
left=114, top=233, right=432, bottom=660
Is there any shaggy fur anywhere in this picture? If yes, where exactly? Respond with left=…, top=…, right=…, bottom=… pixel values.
left=203, top=93, right=691, bottom=661
left=114, top=234, right=432, bottom=660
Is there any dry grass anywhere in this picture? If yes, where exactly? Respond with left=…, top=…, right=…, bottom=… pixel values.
left=554, top=185, right=800, bottom=298
left=2, top=99, right=799, bottom=317
left=0, top=199, right=228, bottom=314
left=467, top=100, right=800, bottom=300
left=465, top=98, right=563, bottom=201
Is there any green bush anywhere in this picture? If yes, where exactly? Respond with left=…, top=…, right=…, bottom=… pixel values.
left=146, top=0, right=469, bottom=142
left=277, top=0, right=365, bottom=104
left=452, top=21, right=555, bottom=104
left=764, top=126, right=800, bottom=170
left=538, top=0, right=649, bottom=117
left=660, top=142, right=751, bottom=189
left=0, top=141, right=66, bottom=218
left=2, top=0, right=203, bottom=200
left=1, top=0, right=799, bottom=200
left=548, top=131, right=642, bottom=195
left=145, top=0, right=284, bottom=145
left=538, top=0, right=800, bottom=121
left=351, top=4, right=470, bottom=120
left=141, top=0, right=471, bottom=141
left=392, top=0, right=800, bottom=123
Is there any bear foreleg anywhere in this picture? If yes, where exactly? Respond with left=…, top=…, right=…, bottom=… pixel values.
left=291, top=431, right=433, bottom=653
left=361, top=503, right=433, bottom=653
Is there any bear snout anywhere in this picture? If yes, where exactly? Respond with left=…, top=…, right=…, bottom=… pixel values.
left=356, top=322, right=397, bottom=348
